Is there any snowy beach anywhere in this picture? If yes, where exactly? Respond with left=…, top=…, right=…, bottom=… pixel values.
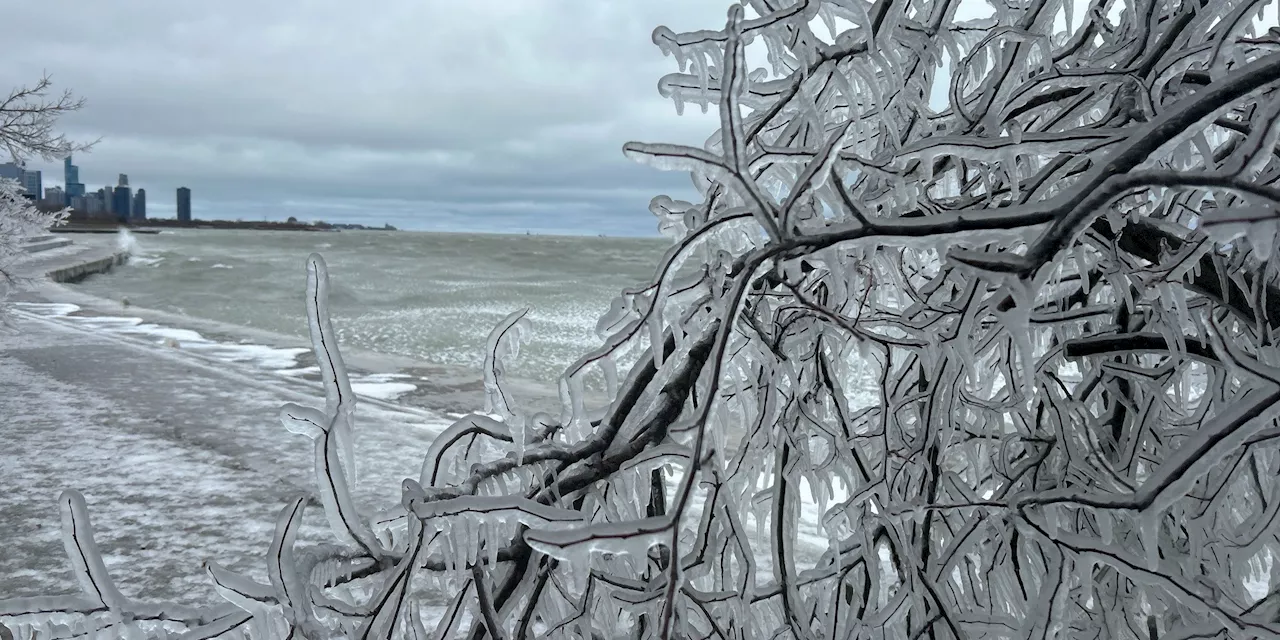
left=0, top=238, right=457, bottom=605
left=0, top=291, right=453, bottom=606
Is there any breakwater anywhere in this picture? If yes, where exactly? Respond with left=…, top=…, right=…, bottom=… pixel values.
left=46, top=251, right=130, bottom=283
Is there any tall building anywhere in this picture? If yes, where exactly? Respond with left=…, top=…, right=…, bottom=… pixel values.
left=86, top=190, right=108, bottom=218
left=1, top=162, right=43, bottom=200
left=176, top=187, right=191, bottom=222
left=132, top=188, right=146, bottom=220
left=0, top=162, right=22, bottom=182
left=43, top=186, right=65, bottom=208
left=117, top=173, right=129, bottom=187
left=22, top=170, right=41, bottom=199
left=63, top=155, right=84, bottom=205
left=112, top=185, right=132, bottom=223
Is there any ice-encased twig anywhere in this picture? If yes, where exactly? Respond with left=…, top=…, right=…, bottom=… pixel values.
left=305, top=254, right=358, bottom=487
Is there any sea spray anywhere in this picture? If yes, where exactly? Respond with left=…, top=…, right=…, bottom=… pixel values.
left=116, top=228, right=138, bottom=255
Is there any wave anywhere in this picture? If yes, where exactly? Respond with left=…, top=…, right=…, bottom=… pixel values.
left=129, top=255, right=165, bottom=267
left=116, top=229, right=139, bottom=254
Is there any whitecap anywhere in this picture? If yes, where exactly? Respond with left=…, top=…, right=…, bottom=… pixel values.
left=129, top=256, right=164, bottom=267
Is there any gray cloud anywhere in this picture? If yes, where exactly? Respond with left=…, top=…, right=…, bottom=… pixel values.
left=1, top=1, right=732, bottom=235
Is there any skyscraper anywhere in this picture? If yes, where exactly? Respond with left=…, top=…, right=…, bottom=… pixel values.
left=0, top=162, right=22, bottom=182
left=0, top=163, right=40, bottom=200
left=90, top=189, right=110, bottom=219
left=112, top=185, right=132, bottom=223
left=176, top=187, right=191, bottom=223
left=132, top=188, right=146, bottom=220
left=22, top=170, right=41, bottom=199
left=63, top=155, right=85, bottom=205
left=43, top=186, right=65, bottom=208
left=118, top=173, right=128, bottom=187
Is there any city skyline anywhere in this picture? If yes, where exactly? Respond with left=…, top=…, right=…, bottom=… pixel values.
left=53, top=154, right=150, bottom=223
left=0, top=1, right=749, bottom=236
left=1, top=153, right=187, bottom=225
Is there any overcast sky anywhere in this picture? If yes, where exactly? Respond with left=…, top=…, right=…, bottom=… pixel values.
left=1, top=1, right=736, bottom=235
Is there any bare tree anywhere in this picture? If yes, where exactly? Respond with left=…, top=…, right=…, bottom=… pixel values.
left=0, top=74, right=91, bottom=164
left=0, top=75, right=87, bottom=304
left=5, top=0, right=1280, bottom=638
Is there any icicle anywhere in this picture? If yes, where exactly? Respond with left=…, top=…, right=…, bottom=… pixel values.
left=1001, top=276, right=1038, bottom=396
left=1044, top=503, right=1060, bottom=538
left=465, top=516, right=478, bottom=568
left=513, top=413, right=528, bottom=467
left=1141, top=511, right=1160, bottom=571
left=1079, top=555, right=1094, bottom=606
left=1256, top=220, right=1278, bottom=262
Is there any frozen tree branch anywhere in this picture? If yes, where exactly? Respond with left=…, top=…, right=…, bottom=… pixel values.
left=8, top=0, right=1280, bottom=638
left=0, top=76, right=85, bottom=308
left=0, top=74, right=93, bottom=164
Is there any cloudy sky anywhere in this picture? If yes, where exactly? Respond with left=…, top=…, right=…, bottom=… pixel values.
left=1, top=1, right=736, bottom=236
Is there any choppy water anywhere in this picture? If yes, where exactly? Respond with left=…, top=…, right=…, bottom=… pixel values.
left=73, top=229, right=670, bottom=384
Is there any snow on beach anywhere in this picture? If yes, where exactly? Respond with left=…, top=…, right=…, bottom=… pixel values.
left=0, top=309, right=452, bottom=607
left=12, top=302, right=419, bottom=402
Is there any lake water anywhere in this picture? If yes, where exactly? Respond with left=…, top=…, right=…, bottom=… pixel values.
left=72, top=229, right=670, bottom=387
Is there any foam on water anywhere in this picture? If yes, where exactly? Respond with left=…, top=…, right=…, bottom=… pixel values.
left=11, top=301, right=418, bottom=401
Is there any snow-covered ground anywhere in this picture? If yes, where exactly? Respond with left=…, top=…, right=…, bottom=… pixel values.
left=0, top=308, right=450, bottom=606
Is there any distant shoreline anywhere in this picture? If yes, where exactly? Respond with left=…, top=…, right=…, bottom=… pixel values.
left=51, top=218, right=396, bottom=233
left=49, top=221, right=663, bottom=241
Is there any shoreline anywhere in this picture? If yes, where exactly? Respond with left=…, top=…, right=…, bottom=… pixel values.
left=55, top=220, right=341, bottom=233
left=16, top=237, right=589, bottom=417
left=53, top=222, right=669, bottom=242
